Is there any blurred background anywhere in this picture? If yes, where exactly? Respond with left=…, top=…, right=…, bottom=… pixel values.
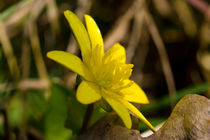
left=0, top=0, right=210, bottom=140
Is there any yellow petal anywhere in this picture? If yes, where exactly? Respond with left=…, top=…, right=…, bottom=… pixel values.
left=103, top=94, right=131, bottom=129
left=84, top=15, right=104, bottom=57
left=76, top=81, right=101, bottom=104
left=47, top=51, right=92, bottom=81
left=119, top=99, right=156, bottom=132
left=64, top=10, right=91, bottom=62
left=121, top=80, right=149, bottom=104
left=103, top=43, right=126, bottom=64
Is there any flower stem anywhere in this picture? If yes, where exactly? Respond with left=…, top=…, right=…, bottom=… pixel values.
left=80, top=104, right=94, bottom=134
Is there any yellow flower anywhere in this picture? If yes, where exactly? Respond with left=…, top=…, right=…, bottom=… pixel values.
left=47, top=10, right=155, bottom=132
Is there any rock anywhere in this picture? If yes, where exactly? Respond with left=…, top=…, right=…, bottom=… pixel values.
left=77, top=94, right=210, bottom=140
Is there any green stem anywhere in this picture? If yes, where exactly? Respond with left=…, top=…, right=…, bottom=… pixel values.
left=80, top=104, right=94, bottom=134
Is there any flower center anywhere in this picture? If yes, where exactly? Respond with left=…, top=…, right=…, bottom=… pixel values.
left=96, top=61, right=133, bottom=90
left=85, top=45, right=134, bottom=91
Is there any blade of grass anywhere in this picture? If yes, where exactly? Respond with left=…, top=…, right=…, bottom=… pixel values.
left=0, top=21, right=20, bottom=81
left=142, top=82, right=210, bottom=114
left=0, top=0, right=33, bottom=21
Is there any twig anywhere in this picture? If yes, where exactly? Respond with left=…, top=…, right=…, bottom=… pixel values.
left=0, top=80, right=49, bottom=92
left=104, top=3, right=134, bottom=50
left=144, top=11, right=176, bottom=107
left=186, top=0, right=210, bottom=18
left=126, top=0, right=145, bottom=63
left=18, top=79, right=49, bottom=90
left=131, top=28, right=150, bottom=83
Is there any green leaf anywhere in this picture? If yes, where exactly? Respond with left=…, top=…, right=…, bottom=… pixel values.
left=7, top=94, right=22, bottom=128
left=44, top=83, right=72, bottom=140
left=65, top=95, right=87, bottom=134
left=27, top=90, right=47, bottom=120
left=90, top=106, right=107, bottom=126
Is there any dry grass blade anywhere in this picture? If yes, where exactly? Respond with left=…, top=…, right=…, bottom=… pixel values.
left=4, top=0, right=35, bottom=27
left=104, top=5, right=134, bottom=50
left=18, top=79, right=50, bottom=90
left=21, top=26, right=31, bottom=79
left=27, top=21, right=50, bottom=98
left=126, top=2, right=145, bottom=63
left=47, top=0, right=60, bottom=34
left=153, top=0, right=172, bottom=17
left=173, top=0, right=197, bottom=37
left=4, top=0, right=36, bottom=38
left=26, top=0, right=50, bottom=98
left=27, top=22, right=48, bottom=80
left=0, top=21, right=20, bottom=81
left=144, top=11, right=176, bottom=107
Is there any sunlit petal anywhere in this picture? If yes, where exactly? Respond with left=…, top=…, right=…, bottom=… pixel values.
left=47, top=51, right=92, bottom=81
left=103, top=93, right=131, bottom=129
left=77, top=81, right=101, bottom=104
left=119, top=99, right=156, bottom=132
left=103, top=43, right=126, bottom=64
left=121, top=80, right=149, bottom=104
left=64, top=10, right=91, bottom=62
left=84, top=15, right=104, bottom=57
